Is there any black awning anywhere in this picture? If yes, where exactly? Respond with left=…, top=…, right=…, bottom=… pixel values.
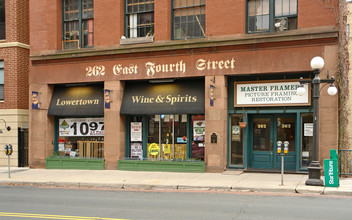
left=48, top=85, right=104, bottom=117
left=121, top=80, right=205, bottom=115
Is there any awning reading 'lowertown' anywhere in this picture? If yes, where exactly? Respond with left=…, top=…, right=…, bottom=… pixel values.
left=120, top=80, right=205, bottom=115
left=48, top=85, right=104, bottom=116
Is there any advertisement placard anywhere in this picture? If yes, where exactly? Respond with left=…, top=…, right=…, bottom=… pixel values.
left=59, top=118, right=104, bottom=136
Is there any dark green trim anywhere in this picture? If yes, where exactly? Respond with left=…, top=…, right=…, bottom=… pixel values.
left=187, top=114, right=191, bottom=158
left=142, top=116, right=148, bottom=158
left=118, top=160, right=205, bottom=173
left=46, top=157, right=105, bottom=170
left=54, top=117, right=59, bottom=152
left=125, top=116, right=131, bottom=158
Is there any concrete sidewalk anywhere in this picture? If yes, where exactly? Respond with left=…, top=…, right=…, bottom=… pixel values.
left=1, top=167, right=352, bottom=196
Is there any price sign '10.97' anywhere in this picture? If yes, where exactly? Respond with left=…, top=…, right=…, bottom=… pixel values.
left=59, top=118, right=104, bottom=136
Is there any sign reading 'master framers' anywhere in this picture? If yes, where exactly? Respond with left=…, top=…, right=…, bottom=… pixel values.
left=235, top=81, right=310, bottom=107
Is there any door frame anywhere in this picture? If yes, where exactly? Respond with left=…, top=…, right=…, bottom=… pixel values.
left=248, top=113, right=297, bottom=170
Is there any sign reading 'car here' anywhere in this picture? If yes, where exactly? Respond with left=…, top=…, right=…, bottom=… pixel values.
left=235, top=81, right=310, bottom=107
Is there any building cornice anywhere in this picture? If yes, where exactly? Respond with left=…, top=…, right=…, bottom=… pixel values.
left=0, top=41, right=30, bottom=50
left=31, top=26, right=338, bottom=62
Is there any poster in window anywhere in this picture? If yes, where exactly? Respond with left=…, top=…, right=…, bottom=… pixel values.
left=130, top=143, right=143, bottom=159
left=130, top=122, right=142, bottom=142
left=232, top=126, right=240, bottom=142
left=304, top=123, right=313, bottom=136
left=59, top=118, right=104, bottom=136
left=193, top=120, right=205, bottom=141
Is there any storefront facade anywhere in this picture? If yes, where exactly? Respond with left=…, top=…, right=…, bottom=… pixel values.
left=29, top=1, right=339, bottom=173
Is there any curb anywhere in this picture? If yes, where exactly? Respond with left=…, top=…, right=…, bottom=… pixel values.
left=1, top=181, right=351, bottom=197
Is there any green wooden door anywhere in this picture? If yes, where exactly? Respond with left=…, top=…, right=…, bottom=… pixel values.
left=249, top=115, right=296, bottom=170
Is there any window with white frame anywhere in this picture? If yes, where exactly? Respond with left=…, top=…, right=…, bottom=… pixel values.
left=125, top=0, right=154, bottom=38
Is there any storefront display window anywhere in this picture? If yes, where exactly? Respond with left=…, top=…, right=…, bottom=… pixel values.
left=126, top=114, right=205, bottom=161
left=230, top=115, right=244, bottom=166
left=58, top=117, right=104, bottom=158
left=147, top=114, right=188, bottom=160
left=301, top=113, right=313, bottom=168
left=191, top=115, right=205, bottom=160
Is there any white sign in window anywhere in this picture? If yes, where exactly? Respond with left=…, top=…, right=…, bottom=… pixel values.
left=235, top=81, right=310, bottom=106
left=130, top=122, right=142, bottom=142
left=304, top=123, right=313, bottom=137
left=59, top=118, right=104, bottom=137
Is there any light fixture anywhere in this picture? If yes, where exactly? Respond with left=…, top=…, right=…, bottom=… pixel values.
left=297, top=56, right=337, bottom=186
left=310, top=56, right=325, bottom=70
left=297, top=84, right=306, bottom=96
left=0, top=119, right=11, bottom=133
left=328, top=84, right=338, bottom=96
left=121, top=36, right=126, bottom=39
left=149, top=79, right=175, bottom=84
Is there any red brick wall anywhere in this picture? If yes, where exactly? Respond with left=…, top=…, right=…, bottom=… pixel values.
left=206, top=0, right=245, bottom=36
left=0, top=47, right=29, bottom=109
left=155, top=0, right=171, bottom=41
left=29, top=0, right=338, bottom=51
left=298, top=0, right=338, bottom=28
left=94, top=0, right=124, bottom=47
left=0, top=0, right=29, bottom=110
left=5, top=0, right=29, bottom=44
left=29, top=0, right=60, bottom=54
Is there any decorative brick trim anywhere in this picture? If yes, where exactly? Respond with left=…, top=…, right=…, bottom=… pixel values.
left=0, top=42, right=30, bottom=50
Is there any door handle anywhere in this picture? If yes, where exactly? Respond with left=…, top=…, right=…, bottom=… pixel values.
left=270, top=140, right=273, bottom=155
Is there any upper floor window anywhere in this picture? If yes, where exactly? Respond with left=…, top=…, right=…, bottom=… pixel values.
left=247, top=0, right=297, bottom=33
left=172, top=0, right=205, bottom=40
left=0, top=61, right=4, bottom=100
left=0, top=0, right=5, bottom=40
left=125, top=0, right=154, bottom=38
left=63, top=0, right=94, bottom=49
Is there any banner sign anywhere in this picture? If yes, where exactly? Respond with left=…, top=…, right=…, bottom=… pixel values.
left=235, top=81, right=310, bottom=107
left=121, top=80, right=205, bottom=114
left=104, top=89, right=111, bottom=109
left=59, top=118, right=104, bottom=136
left=48, top=85, right=104, bottom=116
left=32, top=91, right=39, bottom=109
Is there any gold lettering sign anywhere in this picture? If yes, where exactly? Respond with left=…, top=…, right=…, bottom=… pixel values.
left=131, top=95, right=197, bottom=105
left=196, top=58, right=235, bottom=71
left=56, top=98, right=99, bottom=106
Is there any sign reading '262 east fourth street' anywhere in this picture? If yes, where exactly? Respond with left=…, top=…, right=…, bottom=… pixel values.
left=235, top=81, right=310, bottom=107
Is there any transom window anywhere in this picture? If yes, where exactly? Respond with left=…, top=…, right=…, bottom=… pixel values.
left=247, top=0, right=297, bottom=33
left=63, top=0, right=94, bottom=49
left=0, top=0, right=4, bottom=40
left=172, top=0, right=206, bottom=40
left=125, top=0, right=154, bottom=38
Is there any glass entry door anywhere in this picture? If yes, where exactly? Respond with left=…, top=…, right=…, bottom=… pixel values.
left=249, top=115, right=296, bottom=170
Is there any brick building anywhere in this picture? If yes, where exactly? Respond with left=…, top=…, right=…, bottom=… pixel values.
left=0, top=0, right=29, bottom=167
left=29, top=0, right=339, bottom=173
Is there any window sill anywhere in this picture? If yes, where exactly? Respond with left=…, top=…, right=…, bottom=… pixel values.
left=120, top=36, right=154, bottom=45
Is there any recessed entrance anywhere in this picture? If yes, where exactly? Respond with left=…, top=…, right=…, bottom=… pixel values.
left=249, top=114, right=296, bottom=170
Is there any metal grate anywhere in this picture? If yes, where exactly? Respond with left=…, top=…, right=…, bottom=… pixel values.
left=340, top=149, right=352, bottom=176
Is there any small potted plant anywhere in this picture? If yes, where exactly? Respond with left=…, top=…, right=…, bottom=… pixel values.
left=239, top=121, right=247, bottom=128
